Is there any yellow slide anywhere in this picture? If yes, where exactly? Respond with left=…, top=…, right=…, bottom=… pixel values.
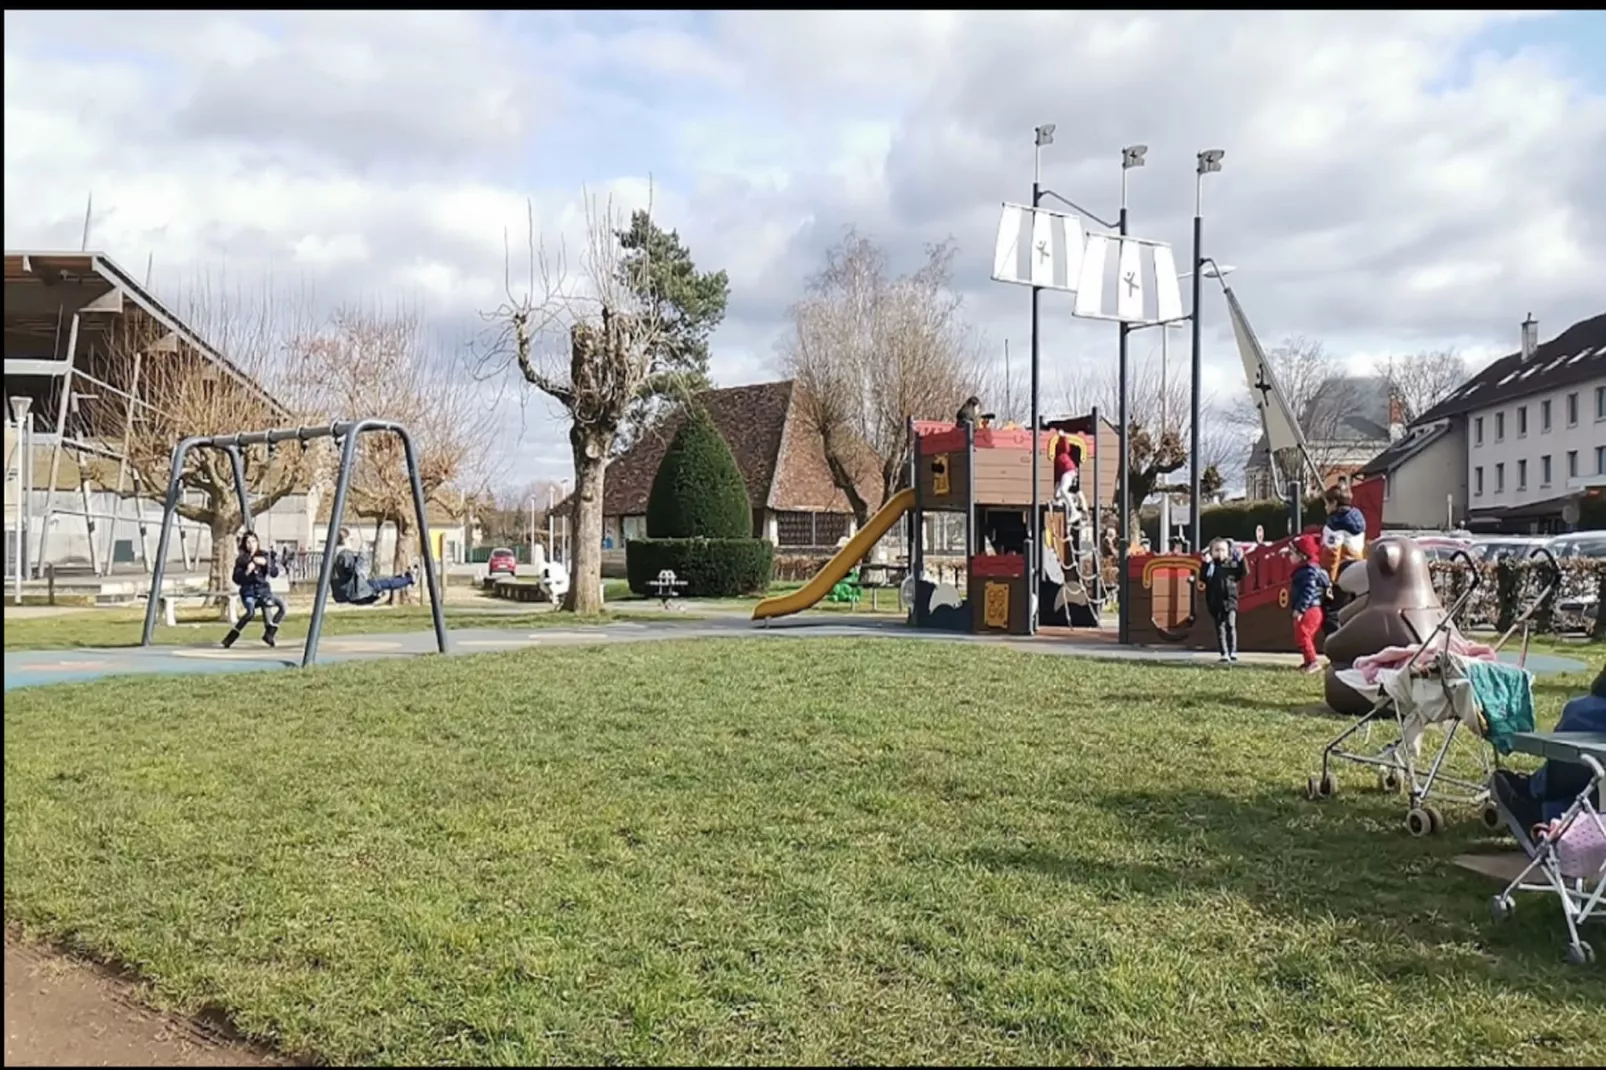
left=751, top=487, right=916, bottom=621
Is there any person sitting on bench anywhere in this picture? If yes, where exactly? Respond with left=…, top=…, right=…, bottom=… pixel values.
left=222, top=530, right=287, bottom=648
left=330, top=527, right=417, bottom=606
left=1494, top=664, right=1606, bottom=835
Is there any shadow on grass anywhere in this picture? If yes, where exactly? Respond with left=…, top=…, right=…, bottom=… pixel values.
left=965, top=786, right=1599, bottom=986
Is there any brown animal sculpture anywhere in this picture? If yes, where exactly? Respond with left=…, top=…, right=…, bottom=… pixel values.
left=1323, top=537, right=1458, bottom=716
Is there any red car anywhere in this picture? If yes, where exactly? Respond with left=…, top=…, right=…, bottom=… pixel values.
left=487, top=547, right=518, bottom=578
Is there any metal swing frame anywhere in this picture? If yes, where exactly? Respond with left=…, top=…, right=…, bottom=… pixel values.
left=140, top=419, right=448, bottom=668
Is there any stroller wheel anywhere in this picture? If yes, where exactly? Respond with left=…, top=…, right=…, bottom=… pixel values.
left=1378, top=769, right=1404, bottom=794
left=1479, top=802, right=1503, bottom=831
left=1307, top=772, right=1338, bottom=800
left=1489, top=895, right=1515, bottom=923
left=1565, top=941, right=1595, bottom=966
left=1406, top=807, right=1436, bottom=837
left=1424, top=806, right=1445, bottom=833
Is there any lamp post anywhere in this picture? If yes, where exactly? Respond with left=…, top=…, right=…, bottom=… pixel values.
left=1191, top=148, right=1224, bottom=550
left=1114, top=143, right=1147, bottom=642
left=1028, top=122, right=1054, bottom=635
left=9, top=396, right=33, bottom=604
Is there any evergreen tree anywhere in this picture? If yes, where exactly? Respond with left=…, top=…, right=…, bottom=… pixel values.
left=614, top=211, right=730, bottom=450
left=645, top=405, right=751, bottom=540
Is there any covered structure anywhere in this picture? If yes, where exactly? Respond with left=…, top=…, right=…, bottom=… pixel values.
left=4, top=251, right=285, bottom=585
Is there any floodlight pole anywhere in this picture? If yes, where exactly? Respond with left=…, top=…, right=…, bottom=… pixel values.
left=1190, top=148, right=1224, bottom=550
left=1028, top=123, right=1052, bottom=636
left=1115, top=144, right=1146, bottom=644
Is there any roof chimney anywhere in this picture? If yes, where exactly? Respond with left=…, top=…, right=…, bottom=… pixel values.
left=1520, top=313, right=1538, bottom=361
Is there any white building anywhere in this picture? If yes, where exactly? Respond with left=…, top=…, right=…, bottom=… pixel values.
left=1361, top=312, right=1606, bottom=533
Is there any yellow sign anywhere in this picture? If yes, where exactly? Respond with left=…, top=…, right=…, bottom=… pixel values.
left=932, top=453, right=951, bottom=496
left=984, top=581, right=1010, bottom=629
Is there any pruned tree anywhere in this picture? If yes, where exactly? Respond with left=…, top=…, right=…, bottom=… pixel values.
left=779, top=228, right=987, bottom=527
left=287, top=306, right=491, bottom=602
left=613, top=211, right=730, bottom=453
left=1378, top=347, right=1468, bottom=423
left=1062, top=351, right=1234, bottom=542
left=98, top=274, right=319, bottom=604
left=475, top=478, right=564, bottom=549
left=474, top=191, right=668, bottom=614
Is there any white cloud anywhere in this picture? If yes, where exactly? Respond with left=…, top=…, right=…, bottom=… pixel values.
left=5, top=10, right=1603, bottom=489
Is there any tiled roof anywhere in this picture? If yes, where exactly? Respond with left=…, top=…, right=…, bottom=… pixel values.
left=1417, top=312, right=1606, bottom=422
left=1359, top=418, right=1453, bottom=475
left=583, top=379, right=883, bottom=518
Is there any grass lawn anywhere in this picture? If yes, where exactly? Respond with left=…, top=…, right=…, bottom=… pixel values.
left=0, top=602, right=619, bottom=652
left=5, top=639, right=1603, bottom=1066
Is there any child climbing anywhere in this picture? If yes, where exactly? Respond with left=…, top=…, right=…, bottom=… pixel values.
left=1289, top=533, right=1331, bottom=674
left=1052, top=436, right=1087, bottom=543
left=330, top=527, right=417, bottom=606
left=222, top=530, right=287, bottom=648
left=1202, top=537, right=1246, bottom=664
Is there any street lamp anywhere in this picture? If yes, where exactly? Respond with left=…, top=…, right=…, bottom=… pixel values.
left=1114, top=144, right=1146, bottom=641
left=1027, top=123, right=1055, bottom=635
left=1190, top=148, right=1225, bottom=550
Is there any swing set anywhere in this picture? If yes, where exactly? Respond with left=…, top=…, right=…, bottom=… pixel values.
left=139, top=418, right=448, bottom=668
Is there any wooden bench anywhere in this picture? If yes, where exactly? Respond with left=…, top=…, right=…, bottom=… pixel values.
left=647, top=569, right=688, bottom=610
left=161, top=590, right=241, bottom=627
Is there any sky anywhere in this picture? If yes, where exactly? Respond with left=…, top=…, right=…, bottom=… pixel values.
left=5, top=10, right=1605, bottom=493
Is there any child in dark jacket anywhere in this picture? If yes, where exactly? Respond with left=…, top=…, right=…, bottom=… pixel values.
left=223, top=530, right=287, bottom=648
left=1289, top=533, right=1331, bottom=673
left=1201, top=538, right=1246, bottom=663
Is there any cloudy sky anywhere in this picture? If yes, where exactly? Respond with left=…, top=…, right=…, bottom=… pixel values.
left=6, top=10, right=1604, bottom=490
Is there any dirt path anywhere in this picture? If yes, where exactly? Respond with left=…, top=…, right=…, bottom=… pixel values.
left=4, top=935, right=281, bottom=1067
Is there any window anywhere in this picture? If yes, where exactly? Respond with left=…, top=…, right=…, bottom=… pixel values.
left=1517, top=458, right=1527, bottom=490
left=1567, top=392, right=1579, bottom=425
left=1598, top=446, right=1606, bottom=476
left=1541, top=454, right=1552, bottom=487
left=1541, top=398, right=1552, bottom=432
left=1597, top=385, right=1605, bottom=420
left=1474, top=466, right=1484, bottom=496
left=1517, top=405, right=1528, bottom=436
left=1495, top=463, right=1505, bottom=493
left=1495, top=411, right=1505, bottom=441
left=1474, top=416, right=1484, bottom=446
left=1569, top=450, right=1579, bottom=478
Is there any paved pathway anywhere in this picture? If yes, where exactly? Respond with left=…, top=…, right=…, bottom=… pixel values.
left=4, top=614, right=1590, bottom=692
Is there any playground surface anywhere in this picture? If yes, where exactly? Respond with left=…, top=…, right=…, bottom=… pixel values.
left=3, top=612, right=1591, bottom=691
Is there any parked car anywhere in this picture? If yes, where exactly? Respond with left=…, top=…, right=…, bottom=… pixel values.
left=1547, top=532, right=1606, bottom=561
left=1469, top=535, right=1551, bottom=563
left=487, top=547, right=518, bottom=578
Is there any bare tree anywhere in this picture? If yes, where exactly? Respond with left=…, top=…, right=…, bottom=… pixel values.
left=98, top=274, right=319, bottom=601
left=475, top=192, right=667, bottom=614
left=1061, top=350, right=1235, bottom=540
left=475, top=477, right=564, bottom=548
left=779, top=229, right=988, bottom=527
left=288, top=306, right=491, bottom=602
left=1378, top=348, right=1468, bottom=423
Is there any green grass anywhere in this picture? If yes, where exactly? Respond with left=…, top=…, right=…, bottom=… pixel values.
left=5, top=640, right=1602, bottom=1066
left=1, top=602, right=618, bottom=652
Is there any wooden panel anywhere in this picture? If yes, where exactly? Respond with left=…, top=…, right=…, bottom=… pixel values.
left=917, top=448, right=970, bottom=511
left=968, top=567, right=1031, bottom=635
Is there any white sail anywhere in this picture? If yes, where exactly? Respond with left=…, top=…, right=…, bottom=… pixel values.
left=1225, top=284, right=1310, bottom=461
left=1115, top=238, right=1144, bottom=323
left=1151, top=244, right=1183, bottom=323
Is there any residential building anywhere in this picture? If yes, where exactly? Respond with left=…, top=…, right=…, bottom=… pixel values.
left=1361, top=312, right=1606, bottom=533
left=567, top=379, right=882, bottom=572
left=1245, top=375, right=1403, bottom=499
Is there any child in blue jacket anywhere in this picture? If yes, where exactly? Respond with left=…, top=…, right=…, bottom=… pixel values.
left=1289, top=533, right=1330, bottom=673
left=1494, top=664, right=1606, bottom=833
left=223, top=530, right=287, bottom=648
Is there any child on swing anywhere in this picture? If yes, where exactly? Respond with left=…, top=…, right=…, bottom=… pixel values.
left=330, top=527, right=417, bottom=606
left=223, top=530, right=286, bottom=648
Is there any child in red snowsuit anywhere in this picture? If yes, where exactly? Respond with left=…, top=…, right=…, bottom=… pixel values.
left=1289, top=533, right=1331, bottom=673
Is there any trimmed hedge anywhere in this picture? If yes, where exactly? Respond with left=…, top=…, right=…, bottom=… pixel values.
left=1428, top=556, right=1606, bottom=638
left=645, top=405, right=751, bottom=539
left=626, top=538, right=774, bottom=598
left=1141, top=496, right=1328, bottom=545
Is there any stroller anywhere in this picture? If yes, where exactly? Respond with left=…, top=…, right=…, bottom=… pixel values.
left=1305, top=547, right=1559, bottom=837
left=1488, top=731, right=1605, bottom=965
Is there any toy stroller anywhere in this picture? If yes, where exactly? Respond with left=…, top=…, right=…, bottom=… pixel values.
left=1488, top=731, right=1605, bottom=965
left=1306, top=547, right=1559, bottom=837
